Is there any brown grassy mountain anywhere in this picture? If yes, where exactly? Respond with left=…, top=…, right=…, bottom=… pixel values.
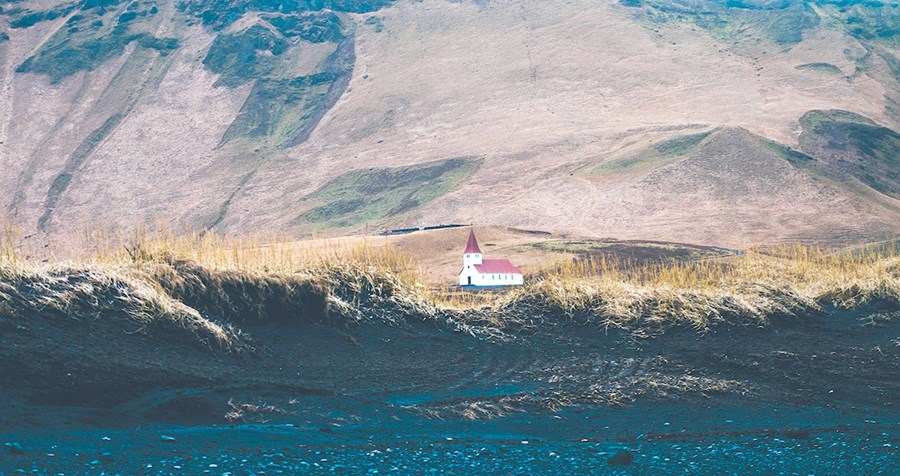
left=0, top=0, right=898, bottom=247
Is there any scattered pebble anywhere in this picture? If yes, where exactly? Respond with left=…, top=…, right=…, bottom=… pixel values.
left=4, top=442, right=25, bottom=455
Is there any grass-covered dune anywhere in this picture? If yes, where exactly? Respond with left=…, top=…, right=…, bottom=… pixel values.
left=0, top=236, right=454, bottom=353
left=2, top=228, right=899, bottom=340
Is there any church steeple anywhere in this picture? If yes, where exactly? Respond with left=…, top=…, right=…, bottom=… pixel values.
left=464, top=229, right=481, bottom=254
left=463, top=229, right=483, bottom=267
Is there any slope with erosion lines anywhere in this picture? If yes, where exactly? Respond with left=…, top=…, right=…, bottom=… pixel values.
left=6, top=0, right=182, bottom=232
left=0, top=0, right=394, bottom=234
left=0, top=0, right=898, bottom=246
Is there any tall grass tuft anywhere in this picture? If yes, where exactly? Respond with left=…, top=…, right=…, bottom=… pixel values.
left=1, top=218, right=23, bottom=270
left=502, top=242, right=900, bottom=333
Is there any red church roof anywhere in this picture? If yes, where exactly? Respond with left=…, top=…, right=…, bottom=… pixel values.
left=475, top=259, right=522, bottom=275
left=464, top=229, right=482, bottom=254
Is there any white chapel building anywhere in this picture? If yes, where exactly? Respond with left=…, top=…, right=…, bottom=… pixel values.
left=458, top=229, right=524, bottom=287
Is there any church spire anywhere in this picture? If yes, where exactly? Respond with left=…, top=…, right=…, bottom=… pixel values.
left=464, top=229, right=482, bottom=254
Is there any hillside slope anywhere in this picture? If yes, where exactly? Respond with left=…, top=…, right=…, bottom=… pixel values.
left=575, top=127, right=896, bottom=244
left=0, top=0, right=898, bottom=246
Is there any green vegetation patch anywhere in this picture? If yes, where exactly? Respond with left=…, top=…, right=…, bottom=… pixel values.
left=796, top=62, right=844, bottom=74
left=178, top=0, right=394, bottom=30
left=200, top=10, right=356, bottom=145
left=221, top=72, right=336, bottom=145
left=801, top=109, right=876, bottom=128
left=294, top=158, right=481, bottom=229
left=764, top=5, right=821, bottom=45
left=364, top=16, right=384, bottom=32
left=755, top=134, right=827, bottom=189
left=217, top=35, right=354, bottom=147
left=4, top=0, right=398, bottom=147
left=264, top=11, right=344, bottom=43
left=622, top=0, right=820, bottom=47
left=8, top=2, right=79, bottom=29
left=758, top=136, right=816, bottom=167
left=814, top=0, right=899, bottom=47
left=878, top=50, right=900, bottom=82
left=13, top=2, right=178, bottom=83
left=653, top=131, right=712, bottom=156
left=202, top=12, right=344, bottom=88
left=796, top=110, right=900, bottom=198
left=623, top=0, right=897, bottom=47
left=5, top=0, right=392, bottom=84
left=588, top=131, right=712, bottom=177
left=203, top=24, right=290, bottom=88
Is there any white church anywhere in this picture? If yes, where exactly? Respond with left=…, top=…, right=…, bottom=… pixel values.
left=458, top=229, right=524, bottom=287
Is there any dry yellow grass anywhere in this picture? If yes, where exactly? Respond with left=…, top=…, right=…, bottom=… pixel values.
left=1, top=223, right=898, bottom=340
left=0, top=220, right=19, bottom=270
left=0, top=223, right=440, bottom=348
left=499, top=243, right=900, bottom=333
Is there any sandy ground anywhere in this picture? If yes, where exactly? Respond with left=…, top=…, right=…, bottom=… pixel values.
left=1, top=304, right=897, bottom=473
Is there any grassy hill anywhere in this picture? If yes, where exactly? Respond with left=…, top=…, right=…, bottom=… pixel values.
left=0, top=0, right=898, bottom=246
left=797, top=109, right=900, bottom=198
